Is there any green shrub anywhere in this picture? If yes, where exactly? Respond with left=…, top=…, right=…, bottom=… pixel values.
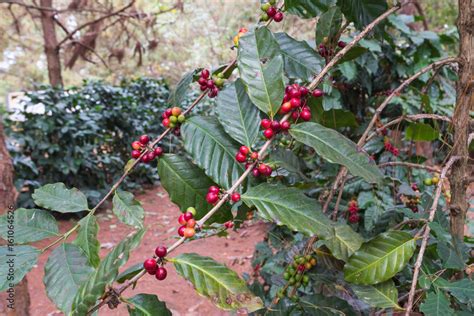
left=5, top=78, right=173, bottom=207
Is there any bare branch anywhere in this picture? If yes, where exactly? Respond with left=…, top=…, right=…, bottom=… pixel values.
left=405, top=156, right=460, bottom=315
left=56, top=0, right=136, bottom=47
left=378, top=161, right=441, bottom=173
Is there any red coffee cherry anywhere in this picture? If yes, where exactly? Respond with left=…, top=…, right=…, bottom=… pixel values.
left=155, top=267, right=167, bottom=280
left=155, top=246, right=167, bottom=258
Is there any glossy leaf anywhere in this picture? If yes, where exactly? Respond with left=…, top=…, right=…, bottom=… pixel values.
left=344, top=231, right=416, bottom=285
left=112, top=190, right=145, bottom=228
left=242, top=183, right=332, bottom=237
left=73, top=214, right=100, bottom=267
left=337, top=0, right=388, bottom=29
left=216, top=79, right=261, bottom=148
left=338, top=46, right=368, bottom=64
left=32, top=182, right=89, bottom=213
left=275, top=32, right=324, bottom=81
left=171, top=253, right=263, bottom=312
left=420, top=291, right=455, bottom=316
left=316, top=6, right=342, bottom=45
left=0, top=245, right=40, bottom=291
left=324, top=224, right=364, bottom=262
left=0, top=208, right=59, bottom=244
left=44, top=243, right=94, bottom=314
left=181, top=116, right=246, bottom=190
left=290, top=122, right=383, bottom=184
left=352, top=280, right=401, bottom=309
left=71, top=229, right=145, bottom=315
left=157, top=154, right=232, bottom=222
left=126, top=294, right=172, bottom=316
left=238, top=27, right=284, bottom=118
left=285, top=0, right=336, bottom=18
left=116, top=263, right=143, bottom=284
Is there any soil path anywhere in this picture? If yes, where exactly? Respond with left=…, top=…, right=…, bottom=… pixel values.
left=27, top=186, right=268, bottom=316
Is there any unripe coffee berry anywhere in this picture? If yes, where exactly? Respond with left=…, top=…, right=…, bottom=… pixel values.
left=186, top=207, right=197, bottom=216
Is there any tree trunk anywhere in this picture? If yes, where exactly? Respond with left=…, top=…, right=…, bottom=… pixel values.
left=450, top=0, right=473, bottom=241
left=0, top=121, right=30, bottom=315
left=40, top=0, right=63, bottom=87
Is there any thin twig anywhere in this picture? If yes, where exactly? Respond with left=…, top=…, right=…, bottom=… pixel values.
left=378, top=161, right=441, bottom=173
left=405, top=156, right=460, bottom=315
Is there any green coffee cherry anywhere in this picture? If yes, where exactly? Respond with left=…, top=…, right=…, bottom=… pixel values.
left=186, top=206, right=196, bottom=216
left=261, top=3, right=271, bottom=11
left=178, top=114, right=186, bottom=123
left=260, top=13, right=270, bottom=21
left=169, top=116, right=177, bottom=123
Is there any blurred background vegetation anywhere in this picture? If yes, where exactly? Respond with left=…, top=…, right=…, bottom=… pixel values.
left=0, top=0, right=457, bottom=98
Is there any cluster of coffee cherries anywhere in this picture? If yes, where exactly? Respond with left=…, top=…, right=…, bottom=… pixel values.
left=424, top=173, right=440, bottom=186
left=260, top=0, right=283, bottom=23
left=347, top=199, right=360, bottom=223
left=401, top=183, right=421, bottom=213
left=383, top=137, right=400, bottom=156
left=281, top=83, right=323, bottom=123
left=261, top=118, right=290, bottom=139
left=131, top=135, right=163, bottom=163
left=177, top=207, right=197, bottom=238
left=278, top=254, right=317, bottom=299
left=143, top=246, right=168, bottom=281
left=233, top=27, right=248, bottom=47
left=162, top=106, right=185, bottom=136
left=318, top=40, right=346, bottom=58
left=234, top=146, right=273, bottom=178
left=205, top=186, right=241, bottom=205
left=197, top=69, right=225, bottom=98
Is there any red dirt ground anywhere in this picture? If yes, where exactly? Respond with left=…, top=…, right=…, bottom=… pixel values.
left=27, top=186, right=268, bottom=316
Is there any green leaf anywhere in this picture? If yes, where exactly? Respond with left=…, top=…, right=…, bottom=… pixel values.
left=71, top=229, right=145, bottom=315
left=116, top=263, right=143, bottom=284
left=32, top=182, right=89, bottom=213
left=323, top=224, right=364, bottom=262
left=73, top=215, right=100, bottom=267
left=0, top=208, right=59, bottom=244
left=126, top=294, right=172, bottom=316
left=344, top=231, right=416, bottom=285
left=44, top=243, right=94, bottom=314
left=316, top=6, right=343, bottom=45
left=216, top=79, right=261, bottom=148
left=337, top=0, right=388, bottom=29
left=0, top=245, right=40, bottom=291
left=275, top=32, right=324, bottom=81
left=242, top=183, right=332, bottom=237
left=309, top=100, right=358, bottom=128
left=420, top=291, right=455, bottom=316
left=238, top=27, right=284, bottom=118
left=181, top=116, right=246, bottom=190
left=285, top=0, right=336, bottom=18
left=269, top=148, right=307, bottom=179
left=352, top=280, right=401, bottom=309
left=157, top=154, right=232, bottom=222
left=171, top=253, right=263, bottom=312
left=437, top=279, right=474, bottom=304
left=300, top=294, right=355, bottom=315
left=338, top=46, right=368, bottom=64
left=167, top=69, right=197, bottom=106
left=405, top=123, right=439, bottom=141
left=112, top=190, right=145, bottom=228
left=290, top=122, right=383, bottom=184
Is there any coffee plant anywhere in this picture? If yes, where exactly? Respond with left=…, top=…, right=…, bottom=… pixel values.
left=1, top=1, right=472, bottom=315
